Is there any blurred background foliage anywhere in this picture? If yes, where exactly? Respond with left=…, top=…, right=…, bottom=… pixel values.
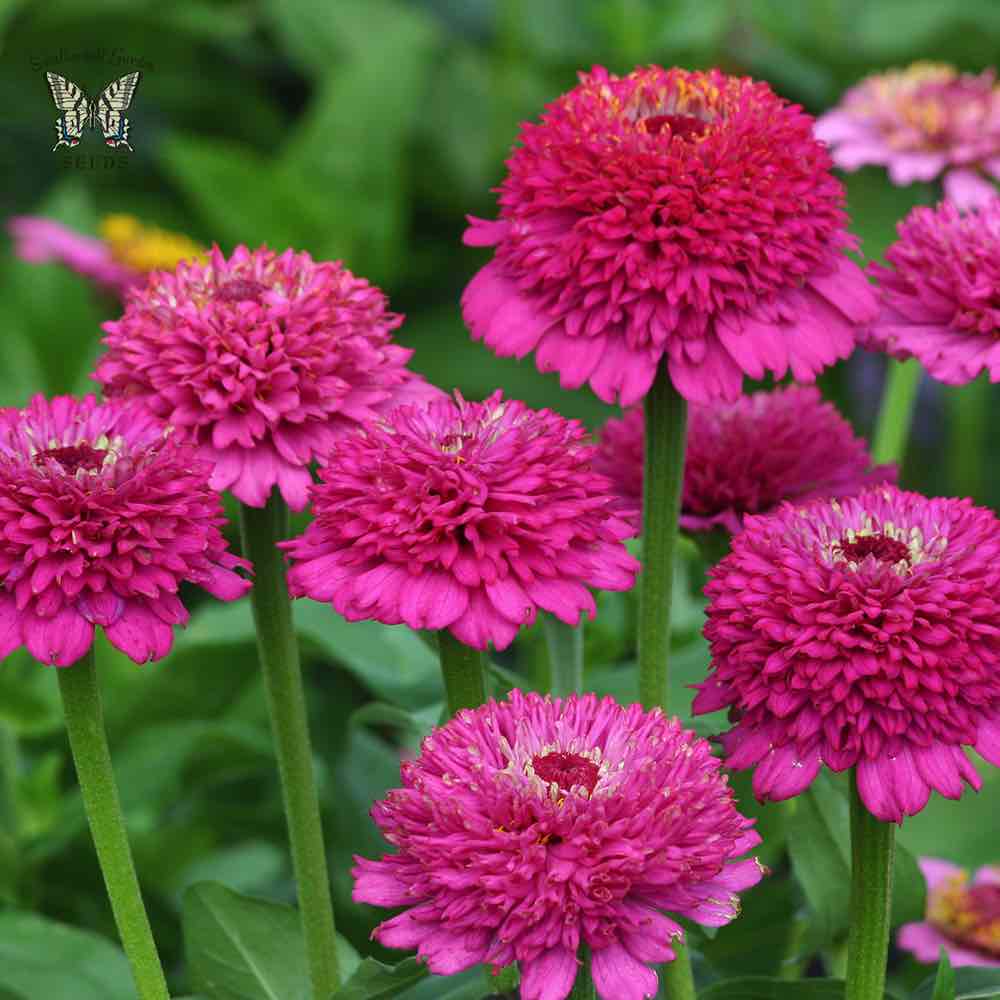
left=1, top=1, right=999, bottom=997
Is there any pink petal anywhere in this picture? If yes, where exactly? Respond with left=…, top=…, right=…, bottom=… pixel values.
left=519, top=947, right=580, bottom=1000
left=590, top=941, right=658, bottom=1000
left=24, top=605, right=94, bottom=666
left=0, top=593, right=23, bottom=658
left=103, top=600, right=175, bottom=664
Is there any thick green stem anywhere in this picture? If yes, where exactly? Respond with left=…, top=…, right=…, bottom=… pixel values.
left=845, top=770, right=895, bottom=1000
left=57, top=650, right=169, bottom=1000
left=240, top=495, right=340, bottom=998
left=437, top=631, right=487, bottom=715
left=543, top=616, right=583, bottom=697
left=661, top=938, right=697, bottom=1000
left=947, top=375, right=990, bottom=500
left=638, top=364, right=688, bottom=710
left=871, top=358, right=922, bottom=466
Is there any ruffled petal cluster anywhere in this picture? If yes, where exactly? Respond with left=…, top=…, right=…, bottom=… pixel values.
left=695, top=485, right=1000, bottom=823
left=898, top=857, right=1000, bottom=967
left=282, top=391, right=639, bottom=651
left=816, top=62, right=1000, bottom=210
left=95, top=245, right=439, bottom=509
left=462, top=65, right=876, bottom=407
left=354, top=690, right=764, bottom=1000
left=0, top=394, right=250, bottom=666
left=865, top=198, right=1000, bottom=385
left=595, top=386, right=894, bottom=534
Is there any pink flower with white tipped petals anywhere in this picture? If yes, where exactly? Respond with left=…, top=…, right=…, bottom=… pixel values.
left=354, top=690, right=764, bottom=1000
left=282, top=391, right=639, bottom=651
left=695, top=485, right=1000, bottom=823
left=462, top=65, right=876, bottom=407
left=94, top=245, right=439, bottom=509
left=0, top=394, right=250, bottom=667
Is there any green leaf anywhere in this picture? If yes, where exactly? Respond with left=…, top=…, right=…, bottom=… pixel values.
left=0, top=650, right=62, bottom=736
left=329, top=957, right=428, bottom=1000
left=183, top=882, right=359, bottom=1000
left=913, top=966, right=1000, bottom=1000
left=697, top=977, right=846, bottom=999
left=932, top=949, right=955, bottom=1000
left=0, top=911, right=135, bottom=1000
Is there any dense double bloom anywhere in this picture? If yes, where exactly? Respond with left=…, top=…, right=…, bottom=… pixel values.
left=282, top=391, right=638, bottom=650
left=815, top=63, right=1000, bottom=210
left=0, top=394, right=249, bottom=666
left=695, top=485, right=1000, bottom=823
left=7, top=214, right=203, bottom=298
left=354, top=691, right=764, bottom=1000
left=899, top=857, right=1000, bottom=967
left=594, top=386, right=894, bottom=534
left=864, top=198, right=1000, bottom=384
left=95, top=244, right=436, bottom=509
left=462, top=65, right=876, bottom=406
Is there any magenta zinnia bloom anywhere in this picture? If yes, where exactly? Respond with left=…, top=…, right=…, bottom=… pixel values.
left=815, top=63, right=1000, bottom=211
left=282, top=391, right=639, bottom=651
left=864, top=198, right=1000, bottom=384
left=898, top=857, right=1000, bottom=967
left=0, top=394, right=250, bottom=666
left=94, top=245, right=438, bottom=509
left=462, top=65, right=876, bottom=407
left=354, top=690, right=764, bottom=1000
left=694, top=485, right=1000, bottom=823
left=595, top=386, right=894, bottom=534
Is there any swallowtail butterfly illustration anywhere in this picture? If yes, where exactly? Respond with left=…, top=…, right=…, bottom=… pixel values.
left=45, top=71, right=141, bottom=152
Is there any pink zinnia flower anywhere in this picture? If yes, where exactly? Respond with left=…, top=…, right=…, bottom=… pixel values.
left=594, top=386, right=894, bottom=534
left=462, top=65, right=876, bottom=407
left=354, top=690, right=764, bottom=1000
left=94, top=245, right=439, bottom=509
left=0, top=394, right=250, bottom=666
left=815, top=62, right=1000, bottom=211
left=694, top=485, right=1000, bottom=823
left=864, top=198, right=1000, bottom=385
left=898, top=857, right=1000, bottom=967
left=282, top=391, right=639, bottom=651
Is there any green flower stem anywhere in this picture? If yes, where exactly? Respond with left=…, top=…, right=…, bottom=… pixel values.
left=845, top=770, right=895, bottom=1000
left=239, top=495, right=340, bottom=999
left=568, top=946, right=596, bottom=1000
left=544, top=616, right=584, bottom=697
left=661, top=938, right=697, bottom=1000
left=437, top=630, right=487, bottom=716
left=947, top=375, right=990, bottom=500
left=638, top=363, right=688, bottom=710
left=871, top=358, right=922, bottom=466
left=57, top=649, right=169, bottom=1000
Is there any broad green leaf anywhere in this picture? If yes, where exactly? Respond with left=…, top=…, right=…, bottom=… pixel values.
left=397, top=967, right=486, bottom=999
left=932, top=949, right=955, bottom=1000
left=0, top=911, right=134, bottom=1000
left=329, top=957, right=427, bottom=1000
left=697, top=977, right=846, bottom=999
left=0, top=651, right=62, bottom=736
left=913, top=966, right=1000, bottom=1000
left=183, top=882, right=359, bottom=1000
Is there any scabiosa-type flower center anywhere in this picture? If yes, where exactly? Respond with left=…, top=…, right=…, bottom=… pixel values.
left=34, top=442, right=108, bottom=475
left=216, top=277, right=267, bottom=302
left=532, top=751, right=600, bottom=795
left=835, top=532, right=911, bottom=566
left=929, top=871, right=1000, bottom=958
left=641, top=113, right=708, bottom=139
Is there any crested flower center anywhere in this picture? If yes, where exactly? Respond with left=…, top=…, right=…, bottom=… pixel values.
left=532, top=751, right=600, bottom=795
left=34, top=443, right=108, bottom=474
left=928, top=871, right=1000, bottom=958
left=217, top=278, right=267, bottom=302
left=835, top=532, right=911, bottom=566
left=641, top=113, right=709, bottom=140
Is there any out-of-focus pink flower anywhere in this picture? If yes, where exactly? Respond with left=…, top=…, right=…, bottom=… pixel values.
left=95, top=245, right=439, bottom=510
left=0, top=394, right=250, bottom=666
left=354, top=690, right=764, bottom=1000
left=594, top=386, right=894, bottom=534
left=898, top=857, right=1000, bottom=966
left=695, top=485, right=1000, bottom=824
left=815, top=62, right=1000, bottom=211
left=462, top=65, right=876, bottom=408
left=8, top=216, right=139, bottom=296
left=282, top=391, right=639, bottom=651
left=864, top=198, right=1000, bottom=385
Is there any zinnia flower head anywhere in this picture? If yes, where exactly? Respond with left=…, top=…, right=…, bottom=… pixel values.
left=95, top=244, right=438, bottom=509
left=0, top=394, right=250, bottom=667
left=7, top=214, right=204, bottom=298
left=353, top=690, right=764, bottom=1000
left=694, top=484, right=1000, bottom=823
left=462, top=65, right=876, bottom=407
left=594, top=386, right=895, bottom=534
left=864, top=198, right=1000, bottom=385
left=815, top=62, right=1000, bottom=210
left=899, top=857, right=1000, bottom=967
left=282, top=391, right=639, bottom=651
